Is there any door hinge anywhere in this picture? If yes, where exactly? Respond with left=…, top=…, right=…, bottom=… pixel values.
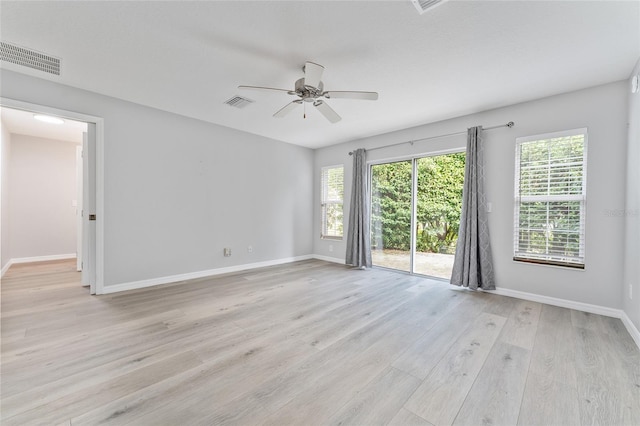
left=89, top=214, right=96, bottom=221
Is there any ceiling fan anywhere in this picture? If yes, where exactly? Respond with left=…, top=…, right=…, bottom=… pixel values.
left=238, top=61, right=378, bottom=123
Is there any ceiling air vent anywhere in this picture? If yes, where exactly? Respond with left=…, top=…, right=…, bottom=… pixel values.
left=224, top=95, right=254, bottom=109
left=411, top=0, right=449, bottom=14
left=0, top=42, right=60, bottom=75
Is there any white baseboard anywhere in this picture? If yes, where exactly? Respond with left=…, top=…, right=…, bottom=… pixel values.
left=620, top=311, right=640, bottom=350
left=1, top=254, right=77, bottom=278
left=101, top=255, right=314, bottom=294
left=312, top=254, right=345, bottom=264
left=11, top=253, right=77, bottom=264
left=491, top=286, right=640, bottom=350
left=492, top=287, right=622, bottom=318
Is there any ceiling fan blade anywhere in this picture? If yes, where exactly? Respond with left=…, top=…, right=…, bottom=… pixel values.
left=238, top=85, right=293, bottom=94
left=304, top=61, right=324, bottom=88
left=323, top=91, right=379, bottom=100
left=273, top=100, right=302, bottom=118
left=314, top=100, right=341, bottom=123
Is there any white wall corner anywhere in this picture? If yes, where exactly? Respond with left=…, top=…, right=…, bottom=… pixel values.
left=101, top=255, right=314, bottom=295
left=620, top=311, right=640, bottom=350
left=1, top=260, right=12, bottom=277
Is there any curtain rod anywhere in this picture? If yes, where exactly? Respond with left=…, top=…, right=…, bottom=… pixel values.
left=348, top=121, right=515, bottom=155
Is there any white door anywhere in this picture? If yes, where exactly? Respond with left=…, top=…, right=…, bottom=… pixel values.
left=76, top=145, right=83, bottom=273
left=81, top=124, right=97, bottom=294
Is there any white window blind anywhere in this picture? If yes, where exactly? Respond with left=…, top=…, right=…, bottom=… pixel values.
left=321, top=165, right=344, bottom=239
left=514, top=128, right=587, bottom=268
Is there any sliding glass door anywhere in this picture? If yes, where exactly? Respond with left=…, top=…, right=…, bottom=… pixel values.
left=414, top=153, right=465, bottom=278
left=370, top=152, right=465, bottom=279
left=370, top=160, right=413, bottom=272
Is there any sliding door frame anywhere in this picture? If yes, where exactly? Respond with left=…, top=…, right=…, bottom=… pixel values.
left=368, top=147, right=466, bottom=278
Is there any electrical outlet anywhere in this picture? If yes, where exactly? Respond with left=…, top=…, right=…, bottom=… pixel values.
left=329, top=245, right=333, bottom=252
left=224, top=248, right=231, bottom=257
left=248, top=246, right=253, bottom=253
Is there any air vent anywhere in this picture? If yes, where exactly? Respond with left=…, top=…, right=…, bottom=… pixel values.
left=224, top=96, right=254, bottom=109
left=0, top=42, right=60, bottom=75
left=411, top=0, right=449, bottom=14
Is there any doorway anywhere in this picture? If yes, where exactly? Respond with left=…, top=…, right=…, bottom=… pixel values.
left=370, top=151, right=466, bottom=279
left=0, top=98, right=103, bottom=294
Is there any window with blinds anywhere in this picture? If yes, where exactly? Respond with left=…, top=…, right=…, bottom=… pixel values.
left=321, top=165, right=344, bottom=239
left=514, top=128, right=587, bottom=268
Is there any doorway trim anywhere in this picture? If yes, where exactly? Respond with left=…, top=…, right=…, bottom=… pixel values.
left=1, top=97, right=105, bottom=294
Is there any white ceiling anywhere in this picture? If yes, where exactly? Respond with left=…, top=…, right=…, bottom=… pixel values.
left=1, top=1, right=638, bottom=149
left=0, top=107, right=87, bottom=144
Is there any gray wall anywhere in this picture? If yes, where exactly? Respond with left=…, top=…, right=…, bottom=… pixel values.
left=623, top=58, right=640, bottom=330
left=1, top=70, right=314, bottom=288
left=315, top=81, right=628, bottom=310
left=8, top=134, right=79, bottom=260
left=1, top=119, right=10, bottom=271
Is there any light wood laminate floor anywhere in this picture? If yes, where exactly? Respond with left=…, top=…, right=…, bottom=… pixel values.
left=1, top=259, right=639, bottom=425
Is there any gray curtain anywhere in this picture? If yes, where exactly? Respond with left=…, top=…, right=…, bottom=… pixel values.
left=346, top=148, right=372, bottom=268
left=450, top=126, right=495, bottom=290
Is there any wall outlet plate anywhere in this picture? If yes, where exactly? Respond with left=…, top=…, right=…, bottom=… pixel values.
left=224, top=248, right=231, bottom=257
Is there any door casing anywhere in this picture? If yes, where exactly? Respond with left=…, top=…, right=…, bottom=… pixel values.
left=1, top=97, right=105, bottom=294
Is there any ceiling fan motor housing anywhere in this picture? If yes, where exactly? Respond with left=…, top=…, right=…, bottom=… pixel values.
left=295, top=78, right=324, bottom=102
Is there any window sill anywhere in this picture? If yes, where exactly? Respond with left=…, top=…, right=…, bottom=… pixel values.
left=513, top=257, right=584, bottom=270
left=321, top=236, right=343, bottom=241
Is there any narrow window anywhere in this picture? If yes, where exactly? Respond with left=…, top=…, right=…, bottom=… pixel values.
left=321, top=165, right=344, bottom=239
left=514, top=128, right=587, bottom=268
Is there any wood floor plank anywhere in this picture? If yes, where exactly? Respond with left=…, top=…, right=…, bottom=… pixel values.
left=387, top=408, right=435, bottom=426
left=572, top=325, right=630, bottom=425
left=0, top=319, right=248, bottom=419
left=71, top=333, right=317, bottom=425
left=622, top=381, right=640, bottom=426
left=498, top=299, right=541, bottom=350
left=403, top=313, right=507, bottom=426
left=391, top=293, right=488, bottom=379
left=452, top=342, right=531, bottom=426
left=518, top=372, right=581, bottom=426
left=326, top=366, right=421, bottom=426
left=528, top=304, right=578, bottom=387
left=2, top=350, right=203, bottom=425
left=571, top=309, right=607, bottom=333
left=480, top=291, right=517, bottom=316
